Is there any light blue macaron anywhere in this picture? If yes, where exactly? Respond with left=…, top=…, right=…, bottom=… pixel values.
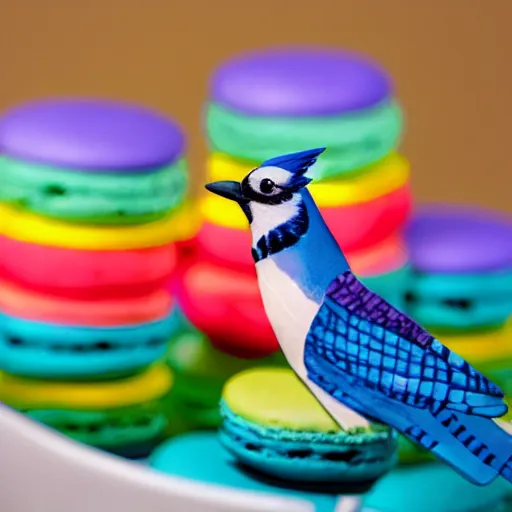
left=0, top=311, right=179, bottom=379
left=363, top=461, right=510, bottom=512
left=150, top=432, right=364, bottom=512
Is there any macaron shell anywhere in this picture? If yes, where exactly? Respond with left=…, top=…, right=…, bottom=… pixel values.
left=223, top=367, right=367, bottom=433
left=405, top=204, right=512, bottom=273
left=207, top=151, right=410, bottom=206
left=210, top=47, right=393, bottom=116
left=0, top=280, right=174, bottom=326
left=206, top=100, right=403, bottom=179
left=0, top=236, right=177, bottom=299
left=0, top=156, right=188, bottom=224
left=150, top=432, right=342, bottom=511
left=0, top=363, right=172, bottom=409
left=175, top=261, right=278, bottom=357
left=201, top=183, right=412, bottom=252
left=0, top=98, right=185, bottom=170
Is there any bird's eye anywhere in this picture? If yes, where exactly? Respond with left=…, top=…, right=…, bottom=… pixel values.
left=259, top=178, right=276, bottom=194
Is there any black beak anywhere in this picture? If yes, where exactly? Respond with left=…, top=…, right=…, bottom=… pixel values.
left=205, top=180, right=247, bottom=202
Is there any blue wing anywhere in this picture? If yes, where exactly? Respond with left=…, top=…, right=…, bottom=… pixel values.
left=305, top=271, right=507, bottom=418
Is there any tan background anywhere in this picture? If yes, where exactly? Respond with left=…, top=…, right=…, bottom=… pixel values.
left=0, top=1, right=510, bottom=212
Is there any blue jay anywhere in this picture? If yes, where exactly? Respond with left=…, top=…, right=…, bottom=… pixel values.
left=205, top=147, right=512, bottom=487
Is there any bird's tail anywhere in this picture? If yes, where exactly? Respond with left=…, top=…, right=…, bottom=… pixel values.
left=401, top=404, right=512, bottom=486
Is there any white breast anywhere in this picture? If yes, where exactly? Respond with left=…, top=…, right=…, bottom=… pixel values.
left=255, top=257, right=371, bottom=430
left=255, top=257, right=320, bottom=378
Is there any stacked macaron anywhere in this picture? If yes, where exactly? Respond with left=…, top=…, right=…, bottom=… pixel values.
left=400, top=204, right=512, bottom=461
left=197, top=47, right=411, bottom=311
left=0, top=98, right=196, bottom=456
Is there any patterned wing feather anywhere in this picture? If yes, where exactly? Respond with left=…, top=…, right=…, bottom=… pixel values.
left=305, top=272, right=506, bottom=418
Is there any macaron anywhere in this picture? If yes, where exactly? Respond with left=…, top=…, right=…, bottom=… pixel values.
left=206, top=48, right=403, bottom=179
left=166, top=329, right=287, bottom=433
left=150, top=432, right=363, bottom=512
left=0, top=301, right=179, bottom=379
left=0, top=363, right=173, bottom=458
left=363, top=461, right=510, bottom=512
left=0, top=235, right=177, bottom=299
left=404, top=205, right=512, bottom=332
left=220, top=367, right=397, bottom=485
left=174, top=259, right=279, bottom=358
left=0, top=99, right=188, bottom=224
left=200, top=181, right=411, bottom=253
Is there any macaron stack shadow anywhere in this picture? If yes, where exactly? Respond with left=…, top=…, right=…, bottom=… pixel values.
left=399, top=204, right=512, bottom=462
left=198, top=47, right=412, bottom=309
left=0, top=98, right=196, bottom=456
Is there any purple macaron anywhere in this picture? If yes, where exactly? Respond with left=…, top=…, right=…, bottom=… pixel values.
left=0, top=98, right=185, bottom=172
left=403, top=204, right=512, bottom=331
left=210, top=47, right=393, bottom=116
left=406, top=204, right=512, bottom=274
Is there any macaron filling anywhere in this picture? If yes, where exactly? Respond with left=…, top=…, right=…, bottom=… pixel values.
left=206, top=100, right=403, bottom=179
left=0, top=156, right=188, bottom=224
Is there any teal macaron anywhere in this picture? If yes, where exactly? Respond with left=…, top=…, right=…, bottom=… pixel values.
left=220, top=367, right=397, bottom=486
left=363, top=461, right=510, bottom=512
left=150, top=432, right=364, bottom=512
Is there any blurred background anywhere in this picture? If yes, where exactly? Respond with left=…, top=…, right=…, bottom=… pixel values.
left=0, top=1, right=511, bottom=211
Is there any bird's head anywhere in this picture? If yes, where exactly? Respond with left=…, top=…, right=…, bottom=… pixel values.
left=205, top=148, right=325, bottom=255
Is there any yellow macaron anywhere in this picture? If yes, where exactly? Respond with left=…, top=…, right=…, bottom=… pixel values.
left=0, top=199, right=199, bottom=250
left=0, top=363, right=172, bottom=409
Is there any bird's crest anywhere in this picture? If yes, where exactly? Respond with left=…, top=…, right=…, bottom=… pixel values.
left=260, top=147, right=326, bottom=177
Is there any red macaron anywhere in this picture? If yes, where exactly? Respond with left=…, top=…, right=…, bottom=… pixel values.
left=174, top=256, right=278, bottom=358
